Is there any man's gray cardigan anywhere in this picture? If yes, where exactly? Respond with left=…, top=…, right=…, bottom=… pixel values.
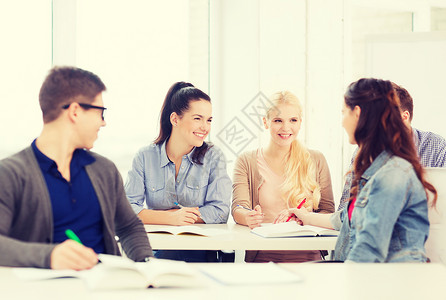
left=0, top=147, right=153, bottom=268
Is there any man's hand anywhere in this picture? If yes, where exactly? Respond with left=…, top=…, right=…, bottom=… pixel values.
left=50, top=240, right=98, bottom=270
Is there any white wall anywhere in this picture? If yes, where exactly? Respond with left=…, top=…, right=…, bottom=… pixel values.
left=209, top=0, right=310, bottom=179
left=210, top=0, right=347, bottom=206
left=2, top=0, right=446, bottom=207
left=306, top=0, right=349, bottom=205
left=74, top=0, right=208, bottom=181
left=366, top=32, right=446, bottom=139
left=0, top=0, right=51, bottom=157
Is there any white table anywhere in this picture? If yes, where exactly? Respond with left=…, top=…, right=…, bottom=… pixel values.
left=4, top=263, right=446, bottom=300
left=145, top=223, right=337, bottom=251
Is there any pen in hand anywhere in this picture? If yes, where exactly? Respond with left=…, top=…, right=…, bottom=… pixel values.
left=64, top=229, right=99, bottom=266
left=236, top=204, right=252, bottom=211
left=236, top=205, right=264, bottom=215
left=297, top=198, right=307, bottom=210
left=286, top=198, right=306, bottom=222
left=174, top=201, right=202, bottom=219
left=65, top=229, right=83, bottom=245
left=237, top=204, right=265, bottom=214
left=174, top=201, right=184, bottom=208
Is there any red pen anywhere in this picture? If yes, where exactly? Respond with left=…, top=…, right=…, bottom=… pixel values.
left=286, top=198, right=306, bottom=222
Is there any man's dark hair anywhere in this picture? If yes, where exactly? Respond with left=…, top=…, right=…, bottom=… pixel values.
left=39, top=66, right=106, bottom=123
left=391, top=82, right=413, bottom=121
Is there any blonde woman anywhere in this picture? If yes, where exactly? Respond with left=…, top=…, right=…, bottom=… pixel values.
left=232, top=91, right=334, bottom=262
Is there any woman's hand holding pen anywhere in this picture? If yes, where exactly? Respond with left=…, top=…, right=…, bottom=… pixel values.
left=274, top=209, right=297, bottom=224
left=288, top=207, right=311, bottom=225
left=245, top=205, right=264, bottom=229
left=169, top=207, right=202, bottom=225
left=274, top=207, right=309, bottom=225
left=274, top=199, right=308, bottom=225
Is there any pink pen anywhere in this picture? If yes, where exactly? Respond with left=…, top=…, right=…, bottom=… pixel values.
left=286, top=198, right=306, bottom=222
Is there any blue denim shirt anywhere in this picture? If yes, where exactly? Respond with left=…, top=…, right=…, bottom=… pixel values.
left=125, top=142, right=231, bottom=223
left=332, top=151, right=429, bottom=262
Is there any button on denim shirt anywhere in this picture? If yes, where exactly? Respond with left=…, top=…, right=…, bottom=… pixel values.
left=331, top=151, right=429, bottom=262
left=125, top=142, right=231, bottom=223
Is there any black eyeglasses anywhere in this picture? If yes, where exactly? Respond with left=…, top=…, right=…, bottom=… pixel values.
left=62, top=103, right=107, bottom=120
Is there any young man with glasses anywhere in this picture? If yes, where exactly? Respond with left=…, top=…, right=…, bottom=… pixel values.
left=0, top=66, right=153, bottom=270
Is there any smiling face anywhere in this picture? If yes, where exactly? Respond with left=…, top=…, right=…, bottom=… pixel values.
left=77, top=93, right=107, bottom=150
left=172, top=99, right=212, bottom=149
left=264, top=103, right=301, bottom=148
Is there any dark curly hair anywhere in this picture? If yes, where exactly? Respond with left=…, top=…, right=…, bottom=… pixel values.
left=345, top=78, right=436, bottom=206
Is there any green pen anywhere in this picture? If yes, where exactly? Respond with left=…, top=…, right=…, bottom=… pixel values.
left=65, top=229, right=83, bottom=245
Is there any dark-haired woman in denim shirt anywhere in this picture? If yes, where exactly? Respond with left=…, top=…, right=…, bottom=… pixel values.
left=275, top=78, right=437, bottom=262
left=125, top=81, right=231, bottom=262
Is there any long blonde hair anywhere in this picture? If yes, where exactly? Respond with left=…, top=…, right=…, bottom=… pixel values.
left=266, top=91, right=321, bottom=211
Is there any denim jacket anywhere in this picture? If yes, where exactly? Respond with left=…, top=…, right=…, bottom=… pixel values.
left=332, top=151, right=429, bottom=262
left=125, top=142, right=231, bottom=223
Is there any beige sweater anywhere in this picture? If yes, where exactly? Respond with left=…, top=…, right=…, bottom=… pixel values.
left=232, top=149, right=335, bottom=214
left=231, top=149, right=335, bottom=262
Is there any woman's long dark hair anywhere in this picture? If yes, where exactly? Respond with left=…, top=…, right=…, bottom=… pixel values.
left=154, top=81, right=212, bottom=164
left=345, top=78, right=436, bottom=205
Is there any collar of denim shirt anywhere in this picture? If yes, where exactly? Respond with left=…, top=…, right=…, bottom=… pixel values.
left=360, top=150, right=393, bottom=181
left=159, top=140, right=196, bottom=168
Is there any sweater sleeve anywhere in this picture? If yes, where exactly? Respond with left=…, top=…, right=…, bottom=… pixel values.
left=114, top=173, right=154, bottom=262
left=0, top=152, right=55, bottom=268
left=231, top=153, right=254, bottom=216
left=90, top=155, right=153, bottom=262
left=312, top=150, right=335, bottom=214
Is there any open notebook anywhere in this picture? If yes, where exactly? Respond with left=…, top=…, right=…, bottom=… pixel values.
left=251, top=221, right=339, bottom=238
left=13, top=254, right=206, bottom=290
left=145, top=225, right=229, bottom=237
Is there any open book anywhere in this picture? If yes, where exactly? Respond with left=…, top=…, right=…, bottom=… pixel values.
left=251, top=221, right=339, bottom=238
left=13, top=254, right=205, bottom=290
left=145, top=225, right=229, bottom=237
